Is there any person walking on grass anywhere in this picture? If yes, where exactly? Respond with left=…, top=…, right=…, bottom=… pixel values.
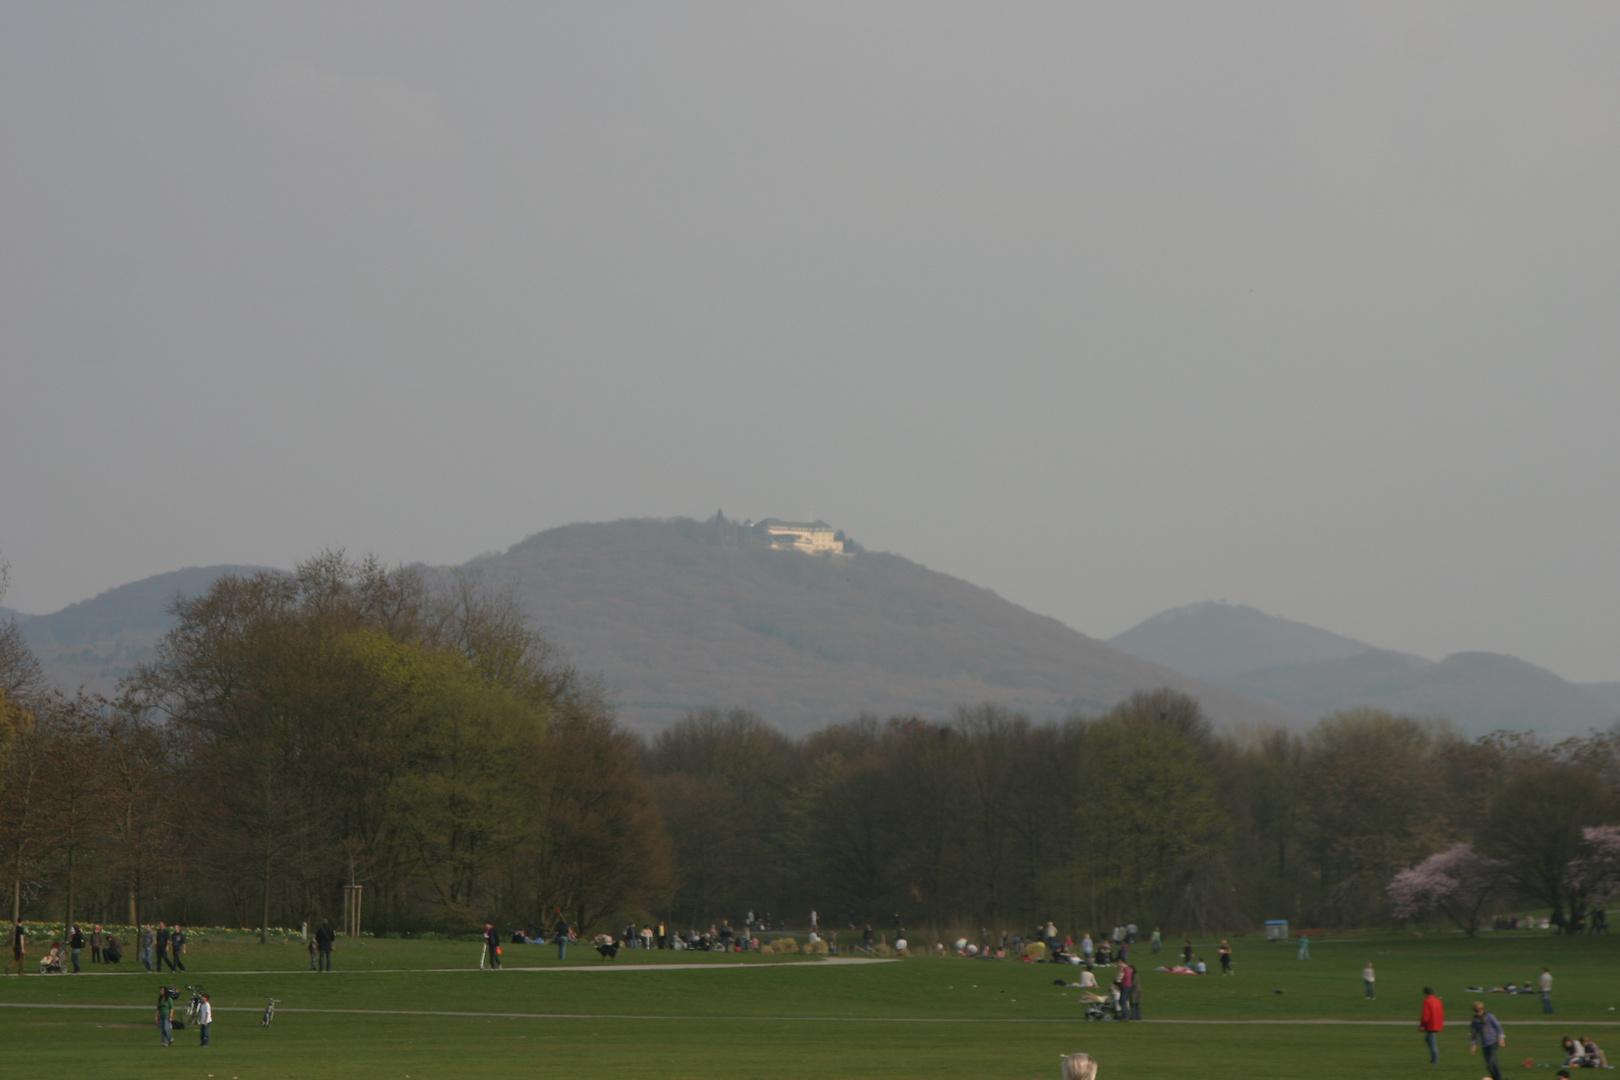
left=196, top=992, right=212, bottom=1047
left=69, top=925, right=84, bottom=973
left=1151, top=927, right=1161, bottom=955
left=555, top=916, right=571, bottom=960
left=1470, top=1000, right=1506, bottom=1080
left=1364, top=961, right=1376, bottom=999
left=171, top=926, right=186, bottom=972
left=3, top=920, right=24, bottom=976
left=155, top=987, right=174, bottom=1047
left=1297, top=934, right=1310, bottom=960
left=1219, top=940, right=1233, bottom=975
left=1541, top=967, right=1554, bottom=1014
left=141, top=924, right=156, bottom=972
left=1420, top=986, right=1445, bottom=1064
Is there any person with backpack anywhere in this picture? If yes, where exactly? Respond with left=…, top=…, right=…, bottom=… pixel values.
left=69, top=925, right=85, bottom=973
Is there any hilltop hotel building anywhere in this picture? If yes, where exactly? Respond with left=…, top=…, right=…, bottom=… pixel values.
left=764, top=522, right=851, bottom=556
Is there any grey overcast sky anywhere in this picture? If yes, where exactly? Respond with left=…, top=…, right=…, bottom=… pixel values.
left=3, top=3, right=1618, bottom=681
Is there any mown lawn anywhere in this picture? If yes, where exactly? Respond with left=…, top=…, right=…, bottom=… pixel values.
left=2, top=929, right=1615, bottom=1079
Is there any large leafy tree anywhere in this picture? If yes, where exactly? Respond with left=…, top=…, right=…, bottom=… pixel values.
left=124, top=553, right=646, bottom=937
left=1479, top=757, right=1620, bottom=929
left=1299, top=709, right=1464, bottom=924
left=1080, top=691, right=1226, bottom=925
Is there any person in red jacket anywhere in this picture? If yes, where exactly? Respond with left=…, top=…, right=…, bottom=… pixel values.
left=1420, top=987, right=1445, bottom=1064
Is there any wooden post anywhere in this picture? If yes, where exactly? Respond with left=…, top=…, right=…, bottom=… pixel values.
left=342, top=884, right=363, bottom=938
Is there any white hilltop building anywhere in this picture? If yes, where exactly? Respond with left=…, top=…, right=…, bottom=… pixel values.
left=762, top=520, right=851, bottom=556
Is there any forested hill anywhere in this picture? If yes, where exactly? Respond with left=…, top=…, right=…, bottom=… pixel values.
left=467, top=517, right=1304, bottom=734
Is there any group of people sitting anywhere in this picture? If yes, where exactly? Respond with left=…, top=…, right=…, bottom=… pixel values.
left=1562, top=1036, right=1608, bottom=1069
left=1469, top=981, right=1555, bottom=995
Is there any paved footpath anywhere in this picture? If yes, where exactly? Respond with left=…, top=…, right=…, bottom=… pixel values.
left=0, top=956, right=893, bottom=978
left=2, top=1002, right=1617, bottom=1025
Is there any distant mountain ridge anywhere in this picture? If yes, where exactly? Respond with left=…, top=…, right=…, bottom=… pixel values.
left=14, top=565, right=265, bottom=694
left=8, top=529, right=1301, bottom=734
left=468, top=517, right=1305, bottom=733
left=1107, top=601, right=1384, bottom=681
left=1110, top=602, right=1619, bottom=738
left=14, top=536, right=1615, bottom=739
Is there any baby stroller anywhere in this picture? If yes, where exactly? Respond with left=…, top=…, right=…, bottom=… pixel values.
left=39, top=946, right=65, bottom=974
left=1080, top=991, right=1125, bottom=1021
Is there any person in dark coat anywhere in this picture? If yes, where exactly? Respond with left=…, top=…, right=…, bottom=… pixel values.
left=483, top=923, right=501, bottom=969
left=69, top=925, right=85, bottom=973
left=315, top=919, right=335, bottom=972
left=156, top=923, right=173, bottom=972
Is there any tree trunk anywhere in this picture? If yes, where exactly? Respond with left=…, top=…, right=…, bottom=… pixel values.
left=261, top=851, right=272, bottom=945
left=64, top=846, right=75, bottom=935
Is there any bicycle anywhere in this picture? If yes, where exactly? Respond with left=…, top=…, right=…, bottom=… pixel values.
left=184, top=985, right=206, bottom=1028
left=262, top=997, right=282, bottom=1027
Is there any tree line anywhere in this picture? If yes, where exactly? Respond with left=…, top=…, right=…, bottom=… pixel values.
left=0, top=555, right=666, bottom=939
left=3, top=555, right=1618, bottom=942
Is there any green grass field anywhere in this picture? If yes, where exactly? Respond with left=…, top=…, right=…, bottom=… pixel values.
left=3, top=929, right=1616, bottom=1078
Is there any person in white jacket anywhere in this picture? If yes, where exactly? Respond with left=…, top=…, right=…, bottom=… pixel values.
left=197, top=994, right=213, bottom=1047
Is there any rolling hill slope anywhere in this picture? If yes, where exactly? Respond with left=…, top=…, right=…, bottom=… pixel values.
left=14, top=565, right=264, bottom=694
left=469, top=517, right=1306, bottom=734
left=1108, top=601, right=1383, bottom=681
left=1111, top=602, right=1619, bottom=737
left=9, top=527, right=1301, bottom=734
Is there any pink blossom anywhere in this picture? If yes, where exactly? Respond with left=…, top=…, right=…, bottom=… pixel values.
left=1387, top=843, right=1505, bottom=934
left=1567, top=825, right=1620, bottom=907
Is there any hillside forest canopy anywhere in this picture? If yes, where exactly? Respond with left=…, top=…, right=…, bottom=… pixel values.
left=2, top=554, right=1619, bottom=941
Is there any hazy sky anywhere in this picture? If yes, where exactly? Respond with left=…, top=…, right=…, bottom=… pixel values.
left=3, top=3, right=1618, bottom=682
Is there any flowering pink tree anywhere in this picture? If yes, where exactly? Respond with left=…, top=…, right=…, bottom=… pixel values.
left=1566, top=825, right=1620, bottom=914
left=1387, top=843, right=1506, bottom=936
